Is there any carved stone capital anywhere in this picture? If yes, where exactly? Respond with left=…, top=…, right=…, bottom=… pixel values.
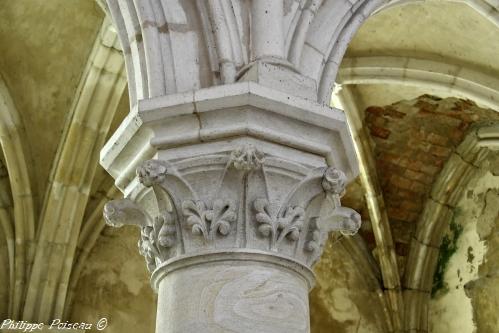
left=104, top=143, right=361, bottom=276
left=97, top=6, right=364, bottom=328
left=101, top=84, right=360, bottom=287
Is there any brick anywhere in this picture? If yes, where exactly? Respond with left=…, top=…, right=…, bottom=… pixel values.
left=387, top=207, right=409, bottom=221
left=430, top=145, right=452, bottom=158
left=420, top=164, right=440, bottom=176
left=397, top=189, right=417, bottom=199
left=391, top=175, right=412, bottom=190
left=458, top=120, right=471, bottom=131
left=450, top=128, right=465, bottom=144
left=405, top=159, right=425, bottom=172
left=362, top=95, right=499, bottom=267
left=440, top=114, right=464, bottom=127
left=404, top=169, right=427, bottom=182
left=415, top=100, right=438, bottom=113
left=376, top=160, right=390, bottom=171
left=385, top=105, right=406, bottom=118
left=451, top=99, right=476, bottom=112
left=370, top=125, right=391, bottom=139
left=415, top=152, right=439, bottom=165
left=434, top=158, right=445, bottom=168
left=426, top=132, right=450, bottom=146
left=365, top=106, right=385, bottom=116
left=400, top=200, right=421, bottom=212
left=381, top=152, right=400, bottom=163
left=397, top=157, right=410, bottom=168
left=410, top=181, right=425, bottom=193
left=370, top=115, right=388, bottom=127
left=418, top=141, right=432, bottom=153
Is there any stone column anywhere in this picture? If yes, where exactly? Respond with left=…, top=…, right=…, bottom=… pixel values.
left=251, top=0, right=285, bottom=61
left=101, top=83, right=360, bottom=333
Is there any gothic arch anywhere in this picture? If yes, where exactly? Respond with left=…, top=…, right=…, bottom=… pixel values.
left=316, top=0, right=499, bottom=103
left=104, top=0, right=499, bottom=107
left=0, top=75, right=36, bottom=319
left=0, top=159, right=14, bottom=318
left=403, top=122, right=499, bottom=331
left=327, top=2, right=499, bottom=330
left=21, top=19, right=127, bottom=322
left=337, top=56, right=499, bottom=111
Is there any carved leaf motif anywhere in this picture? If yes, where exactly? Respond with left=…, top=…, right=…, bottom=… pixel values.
left=138, top=226, right=160, bottom=272
left=209, top=199, right=237, bottom=236
left=182, top=199, right=237, bottom=241
left=156, top=214, right=177, bottom=247
left=253, top=198, right=305, bottom=250
left=305, top=219, right=324, bottom=253
left=182, top=200, right=208, bottom=238
left=278, top=206, right=305, bottom=243
left=306, top=229, right=322, bottom=252
left=254, top=199, right=274, bottom=236
left=135, top=213, right=178, bottom=272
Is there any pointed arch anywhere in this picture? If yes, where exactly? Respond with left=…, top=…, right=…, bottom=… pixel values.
left=310, top=0, right=499, bottom=103
left=22, top=19, right=127, bottom=322
left=403, top=122, right=499, bottom=331
left=0, top=75, right=36, bottom=319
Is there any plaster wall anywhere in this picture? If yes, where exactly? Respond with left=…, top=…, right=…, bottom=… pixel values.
left=70, top=226, right=156, bottom=333
left=430, top=170, right=499, bottom=333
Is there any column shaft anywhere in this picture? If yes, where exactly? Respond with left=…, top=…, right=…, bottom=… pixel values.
left=153, top=255, right=311, bottom=333
left=251, top=0, right=285, bottom=60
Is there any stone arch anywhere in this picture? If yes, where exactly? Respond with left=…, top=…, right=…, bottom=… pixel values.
left=0, top=75, right=36, bottom=318
left=315, top=0, right=499, bottom=103
left=338, top=93, right=499, bottom=332
left=324, top=1, right=499, bottom=330
left=0, top=158, right=14, bottom=318
left=20, top=19, right=127, bottom=323
left=106, top=0, right=230, bottom=104
left=403, top=122, right=499, bottom=331
left=337, top=56, right=499, bottom=111
left=106, top=0, right=499, bottom=106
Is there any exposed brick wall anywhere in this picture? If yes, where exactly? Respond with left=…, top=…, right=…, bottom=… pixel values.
left=363, top=95, right=499, bottom=265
